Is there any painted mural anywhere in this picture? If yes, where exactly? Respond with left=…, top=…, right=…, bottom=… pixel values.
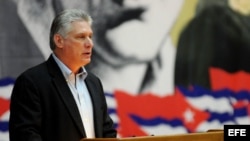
left=1, top=0, right=250, bottom=140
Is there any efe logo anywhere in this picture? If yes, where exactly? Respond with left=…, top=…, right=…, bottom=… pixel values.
left=224, top=125, right=250, bottom=141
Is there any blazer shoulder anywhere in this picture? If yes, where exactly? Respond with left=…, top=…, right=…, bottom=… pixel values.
left=86, top=71, right=102, bottom=82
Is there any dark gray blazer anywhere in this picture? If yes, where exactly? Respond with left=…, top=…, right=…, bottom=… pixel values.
left=9, top=55, right=117, bottom=141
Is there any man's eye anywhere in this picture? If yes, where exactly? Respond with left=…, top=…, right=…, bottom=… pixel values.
left=77, top=36, right=85, bottom=39
left=77, top=35, right=92, bottom=39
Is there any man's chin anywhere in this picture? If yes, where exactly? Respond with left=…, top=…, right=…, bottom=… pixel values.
left=82, top=60, right=91, bottom=66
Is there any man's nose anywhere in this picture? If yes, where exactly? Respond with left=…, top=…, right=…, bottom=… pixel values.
left=85, top=38, right=93, bottom=48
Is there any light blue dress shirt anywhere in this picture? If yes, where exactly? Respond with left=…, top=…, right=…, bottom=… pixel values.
left=52, top=54, right=95, bottom=138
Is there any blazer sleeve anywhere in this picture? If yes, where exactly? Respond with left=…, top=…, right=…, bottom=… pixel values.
left=9, top=73, right=42, bottom=141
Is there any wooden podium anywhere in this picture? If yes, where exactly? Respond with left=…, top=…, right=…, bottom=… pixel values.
left=81, top=130, right=223, bottom=141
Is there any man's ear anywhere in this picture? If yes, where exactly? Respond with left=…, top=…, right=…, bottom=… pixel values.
left=54, top=34, right=64, bottom=48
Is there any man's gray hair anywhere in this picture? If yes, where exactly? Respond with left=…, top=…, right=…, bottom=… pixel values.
left=49, top=9, right=93, bottom=50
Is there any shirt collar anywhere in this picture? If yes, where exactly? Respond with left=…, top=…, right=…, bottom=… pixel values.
left=52, top=53, right=88, bottom=80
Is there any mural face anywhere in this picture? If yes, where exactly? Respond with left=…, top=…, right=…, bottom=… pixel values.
left=86, top=0, right=184, bottom=95
left=1, top=0, right=250, bottom=140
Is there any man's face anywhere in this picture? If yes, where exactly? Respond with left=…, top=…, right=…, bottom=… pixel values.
left=61, top=21, right=93, bottom=69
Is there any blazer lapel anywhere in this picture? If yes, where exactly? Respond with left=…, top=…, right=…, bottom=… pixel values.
left=85, top=74, right=103, bottom=137
left=46, top=55, right=86, bottom=136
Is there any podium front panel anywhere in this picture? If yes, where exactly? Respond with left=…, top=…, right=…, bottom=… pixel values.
left=81, top=131, right=223, bottom=141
